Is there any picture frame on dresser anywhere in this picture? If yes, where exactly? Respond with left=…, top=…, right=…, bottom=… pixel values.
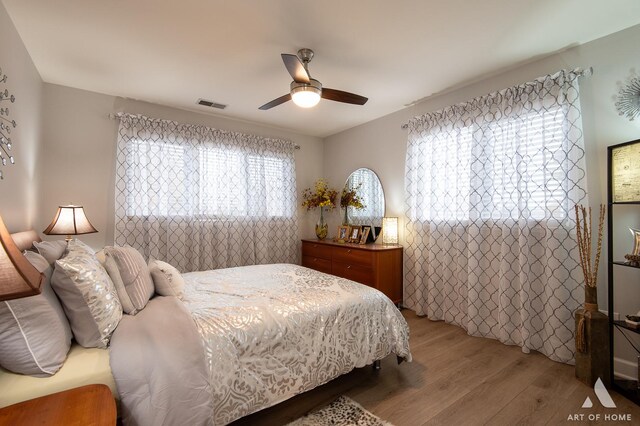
left=359, top=227, right=371, bottom=245
left=349, top=226, right=361, bottom=243
left=337, top=226, right=350, bottom=241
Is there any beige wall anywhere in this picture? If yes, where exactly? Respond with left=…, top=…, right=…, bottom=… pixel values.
left=0, top=4, right=42, bottom=231
left=323, top=24, right=640, bottom=378
left=39, top=84, right=323, bottom=249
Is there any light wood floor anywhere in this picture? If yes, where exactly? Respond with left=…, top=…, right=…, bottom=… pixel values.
left=232, top=309, right=640, bottom=426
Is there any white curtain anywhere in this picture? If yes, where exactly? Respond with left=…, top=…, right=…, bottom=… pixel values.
left=114, top=113, right=299, bottom=272
left=404, top=69, right=589, bottom=364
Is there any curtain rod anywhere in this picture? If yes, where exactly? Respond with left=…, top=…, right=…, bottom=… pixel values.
left=399, top=66, right=594, bottom=130
left=107, top=113, right=301, bottom=150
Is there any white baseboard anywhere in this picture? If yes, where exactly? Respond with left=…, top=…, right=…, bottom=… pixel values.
left=614, top=356, right=638, bottom=381
left=599, top=309, right=621, bottom=321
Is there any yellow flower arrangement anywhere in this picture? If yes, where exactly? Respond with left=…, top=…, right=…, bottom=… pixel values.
left=340, top=183, right=365, bottom=210
left=302, top=179, right=338, bottom=211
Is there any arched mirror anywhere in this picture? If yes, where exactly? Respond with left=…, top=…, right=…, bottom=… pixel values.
left=342, top=168, right=385, bottom=241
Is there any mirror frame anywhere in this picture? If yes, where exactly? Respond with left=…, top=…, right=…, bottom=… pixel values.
left=342, top=167, right=385, bottom=242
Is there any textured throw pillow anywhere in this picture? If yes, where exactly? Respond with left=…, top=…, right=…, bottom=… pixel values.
left=33, top=240, right=67, bottom=265
left=0, top=251, right=72, bottom=376
left=149, top=259, right=185, bottom=299
left=103, top=254, right=137, bottom=314
left=104, top=246, right=154, bottom=314
left=51, top=245, right=122, bottom=348
left=67, top=238, right=95, bottom=255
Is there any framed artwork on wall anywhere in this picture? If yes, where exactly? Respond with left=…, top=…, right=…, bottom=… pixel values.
left=610, top=139, right=640, bottom=203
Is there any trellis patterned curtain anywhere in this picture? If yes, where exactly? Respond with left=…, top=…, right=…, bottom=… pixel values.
left=404, top=69, right=589, bottom=364
left=114, top=113, right=299, bottom=272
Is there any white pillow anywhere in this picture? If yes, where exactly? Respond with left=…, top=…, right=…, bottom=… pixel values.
left=149, top=259, right=185, bottom=299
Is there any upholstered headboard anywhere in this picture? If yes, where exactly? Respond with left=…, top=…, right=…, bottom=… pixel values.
left=10, top=230, right=41, bottom=252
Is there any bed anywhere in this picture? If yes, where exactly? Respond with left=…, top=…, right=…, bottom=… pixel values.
left=1, top=230, right=411, bottom=425
left=0, top=230, right=117, bottom=407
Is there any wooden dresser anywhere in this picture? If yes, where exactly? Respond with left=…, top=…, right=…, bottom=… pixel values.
left=301, top=239, right=403, bottom=304
left=0, top=384, right=116, bottom=426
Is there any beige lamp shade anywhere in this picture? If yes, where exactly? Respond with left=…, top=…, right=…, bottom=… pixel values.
left=0, top=215, right=43, bottom=301
left=382, top=217, right=399, bottom=245
left=43, top=205, right=98, bottom=241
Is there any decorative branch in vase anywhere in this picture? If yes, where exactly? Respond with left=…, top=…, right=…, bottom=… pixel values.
left=302, top=179, right=337, bottom=240
left=574, top=204, right=609, bottom=386
left=340, top=183, right=365, bottom=225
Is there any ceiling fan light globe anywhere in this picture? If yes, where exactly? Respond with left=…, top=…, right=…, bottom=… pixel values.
left=291, top=86, right=321, bottom=108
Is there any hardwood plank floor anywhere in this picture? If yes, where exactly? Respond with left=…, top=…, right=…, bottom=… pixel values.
left=231, top=310, right=640, bottom=426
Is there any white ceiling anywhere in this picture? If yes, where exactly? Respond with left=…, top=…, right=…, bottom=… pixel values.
left=4, top=1, right=640, bottom=138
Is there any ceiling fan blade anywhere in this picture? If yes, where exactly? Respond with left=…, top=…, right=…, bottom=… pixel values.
left=259, top=93, right=292, bottom=110
left=281, top=54, right=310, bottom=84
left=322, top=88, right=368, bottom=105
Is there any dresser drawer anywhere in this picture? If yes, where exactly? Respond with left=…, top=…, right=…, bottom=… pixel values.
left=331, top=247, right=374, bottom=267
left=302, top=242, right=333, bottom=260
left=300, top=239, right=403, bottom=304
left=332, top=261, right=374, bottom=286
left=302, top=255, right=333, bottom=274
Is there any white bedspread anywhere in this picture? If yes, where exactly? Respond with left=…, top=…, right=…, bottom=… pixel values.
left=181, top=264, right=411, bottom=425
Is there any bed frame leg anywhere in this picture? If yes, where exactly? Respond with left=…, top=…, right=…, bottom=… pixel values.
left=372, top=360, right=381, bottom=370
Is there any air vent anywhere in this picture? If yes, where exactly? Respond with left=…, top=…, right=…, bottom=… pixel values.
left=197, top=99, right=227, bottom=109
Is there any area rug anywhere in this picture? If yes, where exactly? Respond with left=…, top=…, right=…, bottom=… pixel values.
left=286, top=396, right=394, bottom=426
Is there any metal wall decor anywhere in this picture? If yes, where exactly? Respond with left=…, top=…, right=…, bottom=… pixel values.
left=615, top=72, right=640, bottom=121
left=0, top=67, right=16, bottom=180
left=623, top=227, right=640, bottom=265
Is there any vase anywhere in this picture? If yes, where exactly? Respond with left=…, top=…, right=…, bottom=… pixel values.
left=342, top=207, right=349, bottom=226
left=315, top=208, right=328, bottom=240
left=575, top=285, right=611, bottom=386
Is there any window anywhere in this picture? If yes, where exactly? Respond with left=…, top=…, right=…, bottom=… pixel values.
left=409, top=107, right=566, bottom=222
left=124, top=139, right=295, bottom=219
left=403, top=70, right=589, bottom=365
left=114, top=113, right=299, bottom=272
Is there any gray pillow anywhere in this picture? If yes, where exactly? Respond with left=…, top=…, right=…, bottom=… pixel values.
left=103, top=254, right=136, bottom=314
left=52, top=246, right=122, bottom=348
left=149, top=259, right=185, bottom=299
left=33, top=240, right=67, bottom=265
left=104, top=246, right=155, bottom=314
left=0, top=251, right=72, bottom=377
left=95, top=250, right=135, bottom=313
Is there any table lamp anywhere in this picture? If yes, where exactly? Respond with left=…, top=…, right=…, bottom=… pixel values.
left=43, top=205, right=98, bottom=243
left=0, top=215, right=43, bottom=301
left=382, top=217, right=399, bottom=245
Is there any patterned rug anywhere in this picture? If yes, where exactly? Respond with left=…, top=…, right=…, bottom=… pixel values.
left=287, top=396, right=394, bottom=426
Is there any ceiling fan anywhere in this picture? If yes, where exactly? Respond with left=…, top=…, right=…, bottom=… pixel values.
left=259, top=48, right=368, bottom=110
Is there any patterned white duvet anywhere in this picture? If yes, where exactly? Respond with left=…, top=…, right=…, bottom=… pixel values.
left=181, top=264, right=411, bottom=425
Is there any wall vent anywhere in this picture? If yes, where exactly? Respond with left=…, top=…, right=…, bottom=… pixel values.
left=197, top=99, right=227, bottom=109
